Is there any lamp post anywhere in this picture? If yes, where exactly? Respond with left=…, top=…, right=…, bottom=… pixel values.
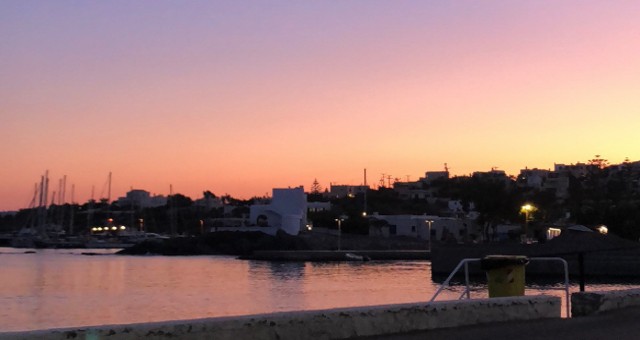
left=425, top=220, right=434, bottom=252
left=335, top=217, right=345, bottom=251
left=520, top=204, right=536, bottom=242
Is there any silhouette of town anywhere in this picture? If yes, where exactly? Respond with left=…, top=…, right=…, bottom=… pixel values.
left=1, top=155, right=639, bottom=243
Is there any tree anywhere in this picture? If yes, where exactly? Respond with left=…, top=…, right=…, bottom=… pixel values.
left=203, top=190, right=217, bottom=199
left=310, top=179, right=322, bottom=194
left=588, top=154, right=610, bottom=169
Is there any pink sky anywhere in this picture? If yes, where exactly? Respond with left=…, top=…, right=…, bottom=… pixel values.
left=2, top=1, right=639, bottom=211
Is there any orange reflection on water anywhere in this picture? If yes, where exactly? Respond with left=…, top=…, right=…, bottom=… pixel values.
left=0, top=249, right=437, bottom=331
left=3, top=248, right=636, bottom=331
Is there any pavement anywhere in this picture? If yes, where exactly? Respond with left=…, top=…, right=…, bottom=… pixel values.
left=356, top=306, right=640, bottom=340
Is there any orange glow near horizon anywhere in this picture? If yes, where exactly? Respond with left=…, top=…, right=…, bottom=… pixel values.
left=2, top=1, right=640, bottom=211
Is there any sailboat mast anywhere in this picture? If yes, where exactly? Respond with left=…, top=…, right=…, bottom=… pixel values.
left=69, top=184, right=75, bottom=235
left=169, top=184, right=176, bottom=235
left=107, top=171, right=112, bottom=203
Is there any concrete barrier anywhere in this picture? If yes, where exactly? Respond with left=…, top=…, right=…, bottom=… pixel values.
left=572, top=288, right=640, bottom=317
left=0, top=296, right=560, bottom=340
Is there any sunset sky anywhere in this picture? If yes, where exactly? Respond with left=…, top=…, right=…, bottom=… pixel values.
left=2, top=1, right=639, bottom=211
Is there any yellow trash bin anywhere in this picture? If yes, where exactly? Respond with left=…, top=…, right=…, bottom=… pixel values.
left=480, top=255, right=529, bottom=298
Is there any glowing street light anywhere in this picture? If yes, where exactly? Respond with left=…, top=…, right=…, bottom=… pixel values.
left=520, top=203, right=537, bottom=241
left=335, top=216, right=346, bottom=251
left=425, top=220, right=434, bottom=252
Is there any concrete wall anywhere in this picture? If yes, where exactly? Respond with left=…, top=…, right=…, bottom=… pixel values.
left=0, top=296, right=560, bottom=340
left=572, top=288, right=640, bottom=317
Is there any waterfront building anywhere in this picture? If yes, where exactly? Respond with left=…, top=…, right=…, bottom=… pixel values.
left=368, top=213, right=476, bottom=242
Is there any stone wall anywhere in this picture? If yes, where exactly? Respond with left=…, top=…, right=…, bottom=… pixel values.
left=572, top=288, right=640, bottom=316
left=0, top=296, right=560, bottom=340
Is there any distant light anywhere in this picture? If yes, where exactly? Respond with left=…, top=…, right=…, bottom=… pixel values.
left=547, top=228, right=562, bottom=240
left=596, top=225, right=608, bottom=234
left=111, top=226, right=117, bottom=231
left=521, top=204, right=533, bottom=212
left=362, top=212, right=367, bottom=217
left=120, top=226, right=126, bottom=230
left=97, top=227, right=103, bottom=231
left=91, top=227, right=97, bottom=232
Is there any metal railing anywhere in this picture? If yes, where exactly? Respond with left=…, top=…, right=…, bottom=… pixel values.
left=430, top=257, right=571, bottom=317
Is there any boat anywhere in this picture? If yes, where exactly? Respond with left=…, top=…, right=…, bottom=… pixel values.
left=345, top=252, right=371, bottom=261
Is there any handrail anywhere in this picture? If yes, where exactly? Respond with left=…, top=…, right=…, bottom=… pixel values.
left=429, top=258, right=481, bottom=302
left=528, top=257, right=571, bottom=317
left=429, top=256, right=571, bottom=317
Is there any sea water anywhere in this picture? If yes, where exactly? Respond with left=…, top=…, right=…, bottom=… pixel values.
left=1, top=247, right=638, bottom=332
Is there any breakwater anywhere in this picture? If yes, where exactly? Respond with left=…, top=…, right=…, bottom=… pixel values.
left=431, top=231, right=640, bottom=278
left=0, top=296, right=560, bottom=340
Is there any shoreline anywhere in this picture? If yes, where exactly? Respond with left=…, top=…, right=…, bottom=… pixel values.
left=241, top=249, right=430, bottom=261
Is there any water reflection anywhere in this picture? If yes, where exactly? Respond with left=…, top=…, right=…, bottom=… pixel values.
left=247, top=261, right=308, bottom=312
left=251, top=261, right=307, bottom=281
left=1, top=248, right=639, bottom=332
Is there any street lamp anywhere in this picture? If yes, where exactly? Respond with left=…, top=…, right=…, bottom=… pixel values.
left=335, top=217, right=345, bottom=251
left=520, top=203, right=536, bottom=242
left=425, top=220, right=434, bottom=252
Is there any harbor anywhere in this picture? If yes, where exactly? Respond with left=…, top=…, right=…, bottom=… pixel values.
left=3, top=247, right=640, bottom=334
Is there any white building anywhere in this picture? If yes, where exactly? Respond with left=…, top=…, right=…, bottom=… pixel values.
left=329, top=184, right=368, bottom=198
left=369, top=214, right=474, bottom=242
left=116, top=190, right=167, bottom=208
left=519, top=168, right=551, bottom=190
left=209, top=187, right=308, bottom=236
left=248, top=187, right=308, bottom=235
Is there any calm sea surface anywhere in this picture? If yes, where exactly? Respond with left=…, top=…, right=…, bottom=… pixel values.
left=1, top=247, right=639, bottom=332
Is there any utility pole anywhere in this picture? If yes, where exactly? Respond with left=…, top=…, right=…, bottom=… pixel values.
left=363, top=168, right=367, bottom=216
